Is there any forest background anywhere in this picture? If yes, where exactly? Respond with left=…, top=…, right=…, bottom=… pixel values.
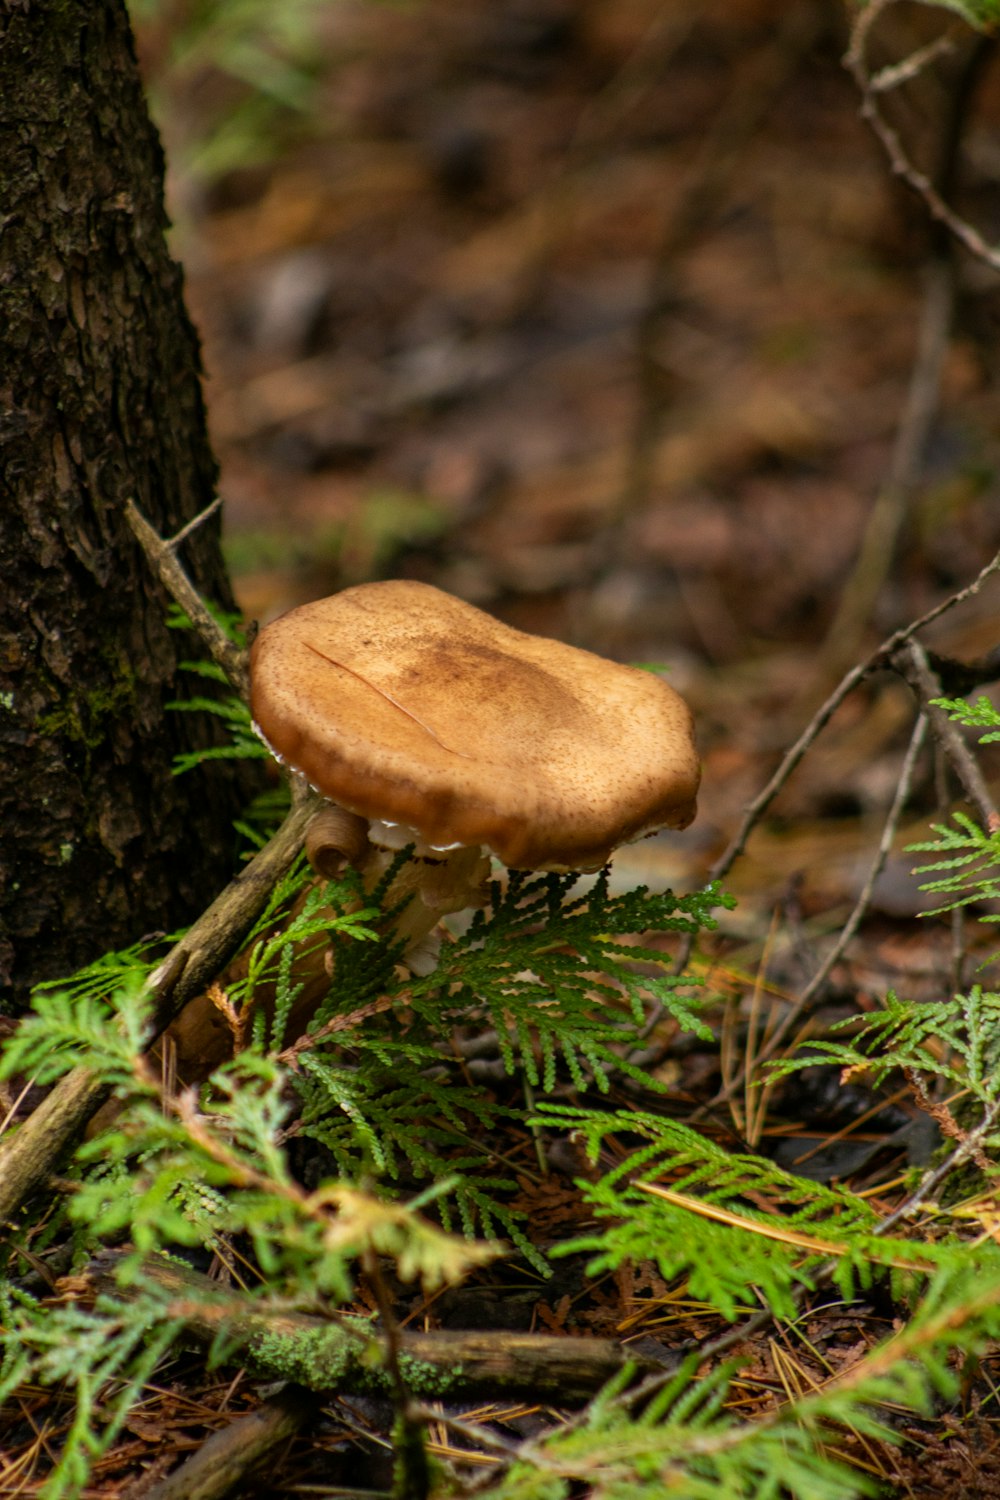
left=6, top=0, right=1000, bottom=1496
left=142, top=0, right=1000, bottom=916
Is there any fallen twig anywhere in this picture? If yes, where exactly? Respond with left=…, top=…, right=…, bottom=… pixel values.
left=845, top=5, right=998, bottom=272
left=709, top=549, right=1000, bottom=892
left=136, top=1384, right=321, bottom=1500
left=89, top=1249, right=666, bottom=1405
left=697, top=709, right=930, bottom=1118
left=675, top=552, right=1000, bottom=1113
left=893, top=638, right=1000, bottom=833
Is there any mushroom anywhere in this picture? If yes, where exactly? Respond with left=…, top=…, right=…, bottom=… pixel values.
left=250, top=580, right=700, bottom=968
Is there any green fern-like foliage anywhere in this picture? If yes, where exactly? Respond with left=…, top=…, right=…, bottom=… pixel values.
left=770, top=984, right=1000, bottom=1114
left=427, top=870, right=726, bottom=1089
left=9, top=933, right=182, bottom=1089
left=0, top=968, right=495, bottom=1499
left=285, top=867, right=730, bottom=1267
left=11, top=767, right=1000, bottom=1499
left=907, top=808, right=1000, bottom=918
left=168, top=655, right=272, bottom=773
left=1, top=856, right=730, bottom=1280
left=904, top=694, right=1000, bottom=918
left=0, top=1284, right=184, bottom=1500
left=531, top=1103, right=960, bottom=1322
left=0, top=858, right=732, bottom=1496
left=164, top=603, right=271, bottom=775
left=485, top=1245, right=1000, bottom=1499
left=932, top=693, right=1000, bottom=741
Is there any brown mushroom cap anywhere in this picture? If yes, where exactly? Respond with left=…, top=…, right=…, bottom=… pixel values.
left=249, top=580, right=699, bottom=872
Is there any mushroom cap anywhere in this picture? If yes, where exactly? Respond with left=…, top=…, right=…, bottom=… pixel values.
left=249, top=580, right=699, bottom=872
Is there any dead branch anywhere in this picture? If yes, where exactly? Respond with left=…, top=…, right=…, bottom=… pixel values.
left=674, top=553, right=1000, bottom=1111
left=825, top=17, right=993, bottom=671
left=125, top=498, right=250, bottom=698
left=89, top=1249, right=666, bottom=1406
left=803, top=710, right=928, bottom=999
left=696, top=709, right=930, bottom=1117
left=892, top=638, right=1000, bottom=832
left=135, top=1385, right=321, bottom=1500
left=845, top=4, right=998, bottom=272
left=709, top=549, right=1000, bottom=891
left=0, top=789, right=319, bottom=1227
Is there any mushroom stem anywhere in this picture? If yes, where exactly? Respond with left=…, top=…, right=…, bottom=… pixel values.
left=303, top=805, right=490, bottom=975
left=372, top=842, right=491, bottom=948
left=371, top=843, right=491, bottom=976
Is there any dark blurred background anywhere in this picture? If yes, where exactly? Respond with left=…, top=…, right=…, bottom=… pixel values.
left=132, top=0, right=1000, bottom=923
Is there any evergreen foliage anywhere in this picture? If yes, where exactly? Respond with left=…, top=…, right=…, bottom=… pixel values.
left=485, top=1248, right=1000, bottom=1499
left=5, top=686, right=1000, bottom=1497
left=904, top=696, right=1000, bottom=919
left=166, top=603, right=272, bottom=774
left=532, top=1103, right=957, bottom=1320
left=0, top=848, right=731, bottom=1495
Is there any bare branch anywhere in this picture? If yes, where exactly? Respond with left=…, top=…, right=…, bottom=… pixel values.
left=871, top=32, right=961, bottom=93
left=708, top=549, right=1000, bottom=891
left=695, top=709, right=929, bottom=1118
left=125, top=499, right=250, bottom=699
left=892, top=638, right=1000, bottom=832
left=168, top=495, right=223, bottom=550
left=845, top=4, right=999, bottom=272
left=89, top=1249, right=665, bottom=1405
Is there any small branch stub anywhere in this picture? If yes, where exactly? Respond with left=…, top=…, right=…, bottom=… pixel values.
left=125, top=499, right=250, bottom=699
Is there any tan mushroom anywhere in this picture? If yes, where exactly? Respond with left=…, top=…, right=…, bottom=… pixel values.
left=95, top=583, right=699, bottom=1101
left=250, top=580, right=699, bottom=963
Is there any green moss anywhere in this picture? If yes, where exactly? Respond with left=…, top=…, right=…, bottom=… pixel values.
left=252, top=1324, right=362, bottom=1388
left=399, top=1352, right=460, bottom=1398
left=248, top=1322, right=460, bottom=1398
left=36, top=664, right=139, bottom=751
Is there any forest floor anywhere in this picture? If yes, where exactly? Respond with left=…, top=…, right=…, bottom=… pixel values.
left=10, top=0, right=1000, bottom=1494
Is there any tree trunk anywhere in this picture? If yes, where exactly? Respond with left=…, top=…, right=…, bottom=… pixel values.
left=0, top=1, right=259, bottom=1008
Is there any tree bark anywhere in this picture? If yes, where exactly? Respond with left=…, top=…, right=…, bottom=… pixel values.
left=0, top=1, right=259, bottom=1007
left=0, top=792, right=318, bottom=1225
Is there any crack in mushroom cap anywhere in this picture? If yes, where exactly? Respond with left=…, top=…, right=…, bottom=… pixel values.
left=249, top=580, right=700, bottom=872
